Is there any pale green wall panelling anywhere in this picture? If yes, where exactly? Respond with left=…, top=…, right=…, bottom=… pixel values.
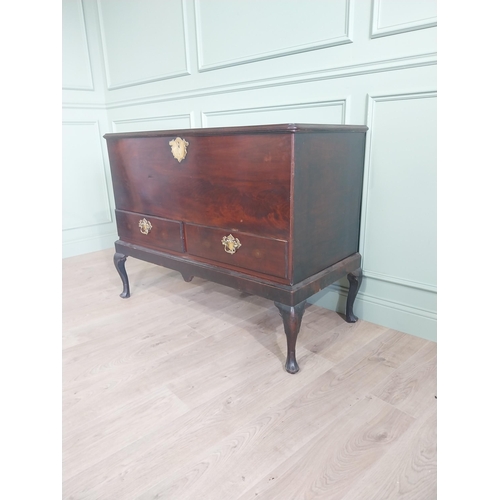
left=62, top=2, right=94, bottom=90
left=62, top=0, right=93, bottom=90
left=62, top=121, right=111, bottom=230
left=62, top=0, right=107, bottom=106
left=94, top=1, right=436, bottom=108
left=112, top=113, right=193, bottom=133
left=195, top=0, right=351, bottom=71
left=62, top=108, right=117, bottom=258
left=202, top=101, right=346, bottom=128
left=98, top=0, right=190, bottom=89
left=361, top=93, right=437, bottom=289
left=371, top=0, right=437, bottom=37
left=62, top=0, right=115, bottom=258
left=62, top=0, right=437, bottom=341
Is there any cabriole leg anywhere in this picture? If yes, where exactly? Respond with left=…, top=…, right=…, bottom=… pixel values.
left=113, top=252, right=130, bottom=298
left=346, top=268, right=362, bottom=323
left=274, top=300, right=307, bottom=374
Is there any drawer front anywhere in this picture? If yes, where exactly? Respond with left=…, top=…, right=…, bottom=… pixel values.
left=185, top=224, right=287, bottom=279
left=107, top=134, right=292, bottom=239
left=115, top=210, right=184, bottom=253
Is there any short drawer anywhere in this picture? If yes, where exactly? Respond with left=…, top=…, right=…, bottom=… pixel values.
left=185, top=224, right=287, bottom=279
left=115, top=210, right=184, bottom=253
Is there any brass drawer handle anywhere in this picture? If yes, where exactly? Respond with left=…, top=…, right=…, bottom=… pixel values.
left=221, top=234, right=241, bottom=254
left=138, top=218, right=152, bottom=235
left=169, top=137, right=189, bottom=162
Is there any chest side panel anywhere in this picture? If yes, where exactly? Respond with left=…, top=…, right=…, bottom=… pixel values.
left=107, top=133, right=292, bottom=239
left=292, top=131, right=367, bottom=283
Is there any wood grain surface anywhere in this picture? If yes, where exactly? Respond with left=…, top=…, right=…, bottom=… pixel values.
left=63, top=249, right=436, bottom=499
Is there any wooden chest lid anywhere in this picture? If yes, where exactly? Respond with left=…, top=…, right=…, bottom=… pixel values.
left=103, top=123, right=368, bottom=140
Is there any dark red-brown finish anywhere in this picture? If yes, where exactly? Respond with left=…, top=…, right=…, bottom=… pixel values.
left=104, top=123, right=368, bottom=373
left=114, top=241, right=361, bottom=307
left=115, top=209, right=185, bottom=254
left=346, top=268, right=363, bottom=323
left=185, top=223, right=288, bottom=279
left=292, top=132, right=366, bottom=282
left=275, top=301, right=307, bottom=374
left=113, top=252, right=130, bottom=298
left=107, top=134, right=291, bottom=239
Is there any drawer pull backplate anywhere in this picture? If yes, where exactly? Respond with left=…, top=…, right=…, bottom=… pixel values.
left=221, top=234, right=241, bottom=254
left=138, top=218, right=153, bottom=235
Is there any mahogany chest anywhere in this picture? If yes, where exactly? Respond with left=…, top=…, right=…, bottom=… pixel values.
left=104, top=123, right=367, bottom=373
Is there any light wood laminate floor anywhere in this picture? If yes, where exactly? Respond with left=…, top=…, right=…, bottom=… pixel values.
left=62, top=248, right=437, bottom=499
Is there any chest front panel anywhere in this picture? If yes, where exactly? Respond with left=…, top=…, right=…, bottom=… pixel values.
left=107, top=134, right=292, bottom=240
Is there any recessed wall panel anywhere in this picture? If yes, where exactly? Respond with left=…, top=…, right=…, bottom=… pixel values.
left=98, top=0, right=189, bottom=89
left=361, top=93, right=437, bottom=290
left=62, top=0, right=93, bottom=90
left=203, top=101, right=345, bottom=128
left=196, top=0, right=351, bottom=70
left=371, top=0, right=437, bottom=37
left=112, top=114, right=192, bottom=133
left=62, top=121, right=112, bottom=230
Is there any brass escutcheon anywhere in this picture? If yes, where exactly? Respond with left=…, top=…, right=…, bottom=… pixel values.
left=138, top=218, right=152, bottom=235
left=169, top=137, right=189, bottom=162
left=221, top=234, right=241, bottom=254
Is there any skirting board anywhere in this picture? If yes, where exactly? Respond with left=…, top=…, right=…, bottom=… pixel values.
left=308, top=283, right=437, bottom=342
left=62, top=233, right=117, bottom=259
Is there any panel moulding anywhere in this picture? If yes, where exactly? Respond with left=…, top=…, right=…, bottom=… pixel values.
left=102, top=52, right=436, bottom=110
left=359, top=91, right=437, bottom=295
left=62, top=120, right=113, bottom=231
left=62, top=102, right=107, bottom=110
left=201, top=100, right=347, bottom=127
left=62, top=0, right=95, bottom=91
left=194, top=0, right=353, bottom=72
left=370, top=0, right=437, bottom=39
left=97, top=0, right=191, bottom=90
left=111, top=112, right=194, bottom=132
left=363, top=269, right=437, bottom=293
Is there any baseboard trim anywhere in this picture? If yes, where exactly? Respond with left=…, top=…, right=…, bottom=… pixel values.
left=63, top=233, right=117, bottom=259
left=308, top=284, right=436, bottom=342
